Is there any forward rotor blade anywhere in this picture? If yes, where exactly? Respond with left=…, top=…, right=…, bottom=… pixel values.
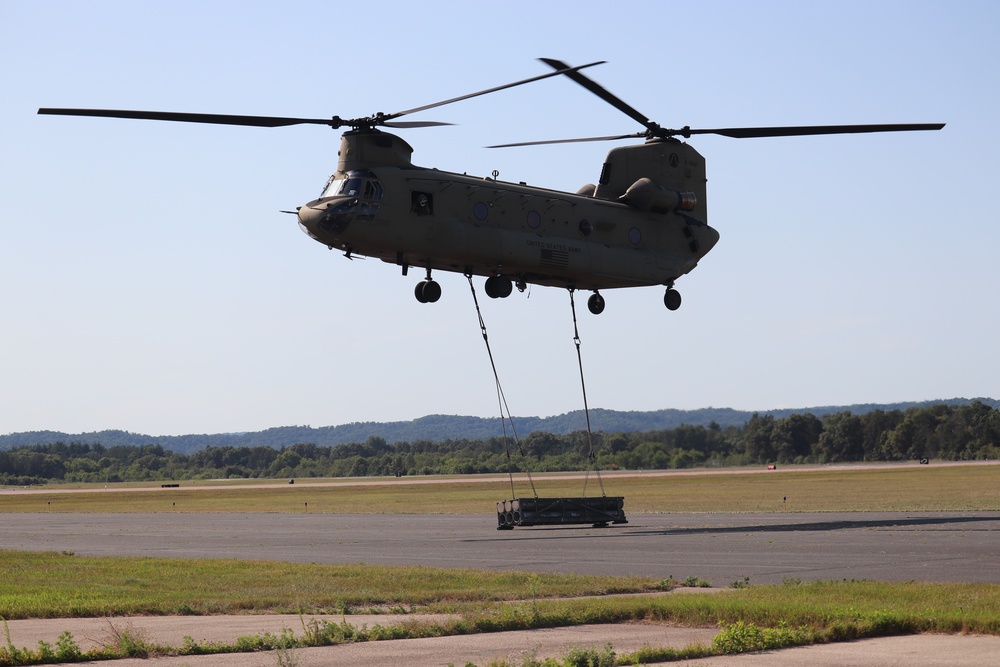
left=386, top=60, right=606, bottom=121
left=38, top=108, right=339, bottom=128
left=688, top=123, right=946, bottom=139
left=39, top=61, right=607, bottom=131
left=487, top=133, right=644, bottom=148
left=540, top=58, right=656, bottom=132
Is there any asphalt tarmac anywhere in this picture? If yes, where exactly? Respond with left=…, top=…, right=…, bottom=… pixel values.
left=4, top=511, right=999, bottom=584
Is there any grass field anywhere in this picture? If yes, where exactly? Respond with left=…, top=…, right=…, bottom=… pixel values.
left=2, top=463, right=998, bottom=514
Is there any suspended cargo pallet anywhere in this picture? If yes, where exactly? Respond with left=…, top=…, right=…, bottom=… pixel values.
left=497, top=496, right=627, bottom=529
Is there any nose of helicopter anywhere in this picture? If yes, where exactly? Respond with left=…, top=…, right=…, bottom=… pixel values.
left=296, top=201, right=325, bottom=239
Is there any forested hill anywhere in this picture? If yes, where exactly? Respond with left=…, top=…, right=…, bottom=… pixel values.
left=2, top=398, right=996, bottom=454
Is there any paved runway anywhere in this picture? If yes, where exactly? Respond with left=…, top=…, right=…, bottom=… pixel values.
left=4, top=511, right=998, bottom=584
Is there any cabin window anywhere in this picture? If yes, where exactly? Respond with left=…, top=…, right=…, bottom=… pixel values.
left=411, top=191, right=433, bottom=215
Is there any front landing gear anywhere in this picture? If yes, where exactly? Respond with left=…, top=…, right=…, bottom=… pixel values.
left=664, top=288, right=682, bottom=311
left=579, top=287, right=682, bottom=314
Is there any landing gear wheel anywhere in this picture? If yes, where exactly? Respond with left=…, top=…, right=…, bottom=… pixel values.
left=422, top=280, right=441, bottom=303
left=587, top=292, right=605, bottom=315
left=414, top=281, right=428, bottom=303
left=664, top=288, right=682, bottom=311
left=415, top=280, right=441, bottom=303
left=485, top=275, right=513, bottom=299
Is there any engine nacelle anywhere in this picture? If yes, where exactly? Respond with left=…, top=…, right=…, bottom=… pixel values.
left=619, top=177, right=697, bottom=213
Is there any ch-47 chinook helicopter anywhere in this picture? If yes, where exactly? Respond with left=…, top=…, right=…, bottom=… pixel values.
left=39, top=59, right=943, bottom=315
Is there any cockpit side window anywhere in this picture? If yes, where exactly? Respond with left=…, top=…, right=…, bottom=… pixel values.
left=342, top=177, right=364, bottom=197
left=364, top=180, right=383, bottom=201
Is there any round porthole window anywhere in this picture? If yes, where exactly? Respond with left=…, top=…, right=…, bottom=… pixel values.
left=527, top=210, right=541, bottom=229
left=474, top=202, right=489, bottom=221
left=628, top=227, right=642, bottom=245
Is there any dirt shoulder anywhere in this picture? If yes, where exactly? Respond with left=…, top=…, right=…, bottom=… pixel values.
left=8, top=615, right=1000, bottom=667
left=4, top=616, right=716, bottom=666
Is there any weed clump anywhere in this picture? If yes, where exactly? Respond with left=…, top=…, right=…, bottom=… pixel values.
left=712, top=620, right=811, bottom=653
left=683, top=575, right=712, bottom=588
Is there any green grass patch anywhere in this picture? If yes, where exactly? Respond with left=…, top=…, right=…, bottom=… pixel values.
left=0, top=550, right=663, bottom=620
left=468, top=579, right=1000, bottom=635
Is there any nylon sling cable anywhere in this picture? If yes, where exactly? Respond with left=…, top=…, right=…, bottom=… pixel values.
left=466, top=274, right=537, bottom=499
left=568, top=288, right=606, bottom=498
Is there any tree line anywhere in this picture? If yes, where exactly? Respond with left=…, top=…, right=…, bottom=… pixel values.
left=8, top=401, right=994, bottom=454
left=2, top=402, right=998, bottom=486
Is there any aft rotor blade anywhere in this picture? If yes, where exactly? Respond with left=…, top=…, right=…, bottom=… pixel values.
left=386, top=60, right=606, bottom=121
left=383, top=120, right=454, bottom=128
left=689, top=123, right=946, bottom=138
left=540, top=57, right=656, bottom=132
left=38, top=108, right=342, bottom=128
left=487, top=133, right=644, bottom=148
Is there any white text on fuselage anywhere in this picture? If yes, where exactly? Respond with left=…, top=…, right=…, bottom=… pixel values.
left=526, top=240, right=582, bottom=253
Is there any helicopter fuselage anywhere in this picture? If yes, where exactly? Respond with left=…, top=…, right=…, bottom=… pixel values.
left=296, top=130, right=720, bottom=298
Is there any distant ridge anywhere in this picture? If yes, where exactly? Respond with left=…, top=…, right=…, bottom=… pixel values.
left=2, top=398, right=996, bottom=455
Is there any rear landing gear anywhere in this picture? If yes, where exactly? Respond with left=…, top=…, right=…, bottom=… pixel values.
left=587, top=292, right=605, bottom=315
left=663, top=288, right=682, bottom=311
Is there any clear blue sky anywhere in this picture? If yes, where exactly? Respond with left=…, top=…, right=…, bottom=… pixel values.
left=2, top=1, right=997, bottom=436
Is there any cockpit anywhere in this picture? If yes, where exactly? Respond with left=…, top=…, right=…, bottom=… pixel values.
left=299, top=169, right=384, bottom=238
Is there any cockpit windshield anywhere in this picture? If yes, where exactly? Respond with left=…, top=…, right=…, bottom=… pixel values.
left=321, top=175, right=359, bottom=198
left=320, top=170, right=382, bottom=200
